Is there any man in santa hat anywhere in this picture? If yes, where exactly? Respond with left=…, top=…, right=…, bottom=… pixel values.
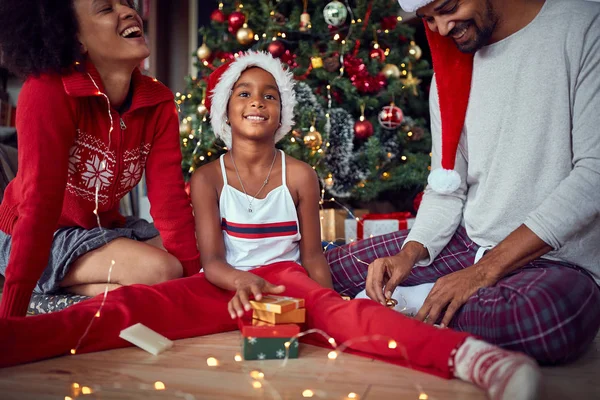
left=327, top=0, right=600, bottom=365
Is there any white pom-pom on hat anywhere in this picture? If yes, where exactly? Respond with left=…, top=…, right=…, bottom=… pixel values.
left=428, top=168, right=461, bottom=194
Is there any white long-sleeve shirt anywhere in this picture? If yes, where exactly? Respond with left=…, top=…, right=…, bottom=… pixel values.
left=405, top=0, right=600, bottom=283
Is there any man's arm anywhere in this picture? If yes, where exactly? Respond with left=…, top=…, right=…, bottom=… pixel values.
left=401, top=76, right=468, bottom=264
left=523, top=16, right=600, bottom=250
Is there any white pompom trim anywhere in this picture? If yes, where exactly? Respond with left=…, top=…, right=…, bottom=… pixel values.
left=397, top=0, right=435, bottom=12
left=428, top=168, right=461, bottom=194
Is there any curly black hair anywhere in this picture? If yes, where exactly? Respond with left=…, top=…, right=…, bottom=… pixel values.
left=0, top=0, right=81, bottom=77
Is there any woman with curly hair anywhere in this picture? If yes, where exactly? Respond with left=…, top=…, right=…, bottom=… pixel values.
left=0, top=0, right=200, bottom=318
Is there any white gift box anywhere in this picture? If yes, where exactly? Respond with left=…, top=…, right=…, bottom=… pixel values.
left=345, top=217, right=415, bottom=243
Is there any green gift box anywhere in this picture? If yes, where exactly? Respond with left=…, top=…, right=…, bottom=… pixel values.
left=242, top=336, right=299, bottom=360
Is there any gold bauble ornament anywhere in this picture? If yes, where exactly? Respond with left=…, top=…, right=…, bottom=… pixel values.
left=179, top=120, right=192, bottom=135
left=197, top=103, right=208, bottom=117
left=407, top=41, right=422, bottom=60
left=196, top=43, right=212, bottom=61
left=303, top=130, right=323, bottom=149
left=381, top=63, right=401, bottom=79
left=236, top=25, right=254, bottom=45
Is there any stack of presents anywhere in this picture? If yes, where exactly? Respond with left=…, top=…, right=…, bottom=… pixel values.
left=320, top=209, right=416, bottom=244
left=240, top=295, right=306, bottom=360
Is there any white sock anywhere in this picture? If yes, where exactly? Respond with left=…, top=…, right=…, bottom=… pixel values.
left=355, top=283, right=434, bottom=316
left=452, top=337, right=541, bottom=400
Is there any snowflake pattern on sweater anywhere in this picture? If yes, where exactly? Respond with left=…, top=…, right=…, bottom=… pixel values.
left=66, top=130, right=150, bottom=206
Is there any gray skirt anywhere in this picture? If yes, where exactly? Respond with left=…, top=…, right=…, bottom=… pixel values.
left=0, top=216, right=159, bottom=294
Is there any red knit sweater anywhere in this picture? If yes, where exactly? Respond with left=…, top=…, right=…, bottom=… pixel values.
left=0, top=62, right=200, bottom=317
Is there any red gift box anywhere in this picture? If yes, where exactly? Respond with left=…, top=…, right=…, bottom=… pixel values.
left=356, top=212, right=413, bottom=240
left=238, top=318, right=300, bottom=338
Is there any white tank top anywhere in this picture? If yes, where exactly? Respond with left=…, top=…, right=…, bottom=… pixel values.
left=219, top=150, right=301, bottom=271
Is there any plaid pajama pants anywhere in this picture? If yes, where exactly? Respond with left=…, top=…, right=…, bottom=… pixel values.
left=325, top=226, right=600, bottom=365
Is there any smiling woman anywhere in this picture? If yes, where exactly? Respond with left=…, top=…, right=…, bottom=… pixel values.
left=0, top=0, right=201, bottom=318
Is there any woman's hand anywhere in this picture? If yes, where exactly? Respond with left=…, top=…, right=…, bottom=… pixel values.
left=228, top=272, right=286, bottom=319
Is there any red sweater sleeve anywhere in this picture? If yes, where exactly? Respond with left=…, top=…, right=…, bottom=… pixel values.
left=144, top=102, right=200, bottom=276
left=0, top=77, right=77, bottom=318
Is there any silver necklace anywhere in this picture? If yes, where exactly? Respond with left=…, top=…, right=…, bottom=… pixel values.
left=230, top=149, right=278, bottom=213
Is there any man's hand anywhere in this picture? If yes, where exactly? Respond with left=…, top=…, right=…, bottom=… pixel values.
left=365, top=253, right=414, bottom=305
left=416, top=264, right=497, bottom=327
left=228, top=272, right=285, bottom=319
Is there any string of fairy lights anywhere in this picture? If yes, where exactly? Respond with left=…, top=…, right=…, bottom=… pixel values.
left=64, top=328, right=431, bottom=400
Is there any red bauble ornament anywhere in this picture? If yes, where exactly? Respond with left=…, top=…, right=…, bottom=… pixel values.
left=354, top=74, right=387, bottom=94
left=268, top=40, right=286, bottom=58
left=369, top=48, right=386, bottom=62
left=377, top=103, right=404, bottom=130
left=381, top=16, right=398, bottom=31
left=354, top=119, right=374, bottom=139
left=210, top=9, right=226, bottom=23
left=228, top=11, right=245, bottom=33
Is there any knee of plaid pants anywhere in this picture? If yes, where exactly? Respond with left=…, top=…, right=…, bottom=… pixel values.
left=325, top=230, right=410, bottom=297
left=453, top=262, right=600, bottom=365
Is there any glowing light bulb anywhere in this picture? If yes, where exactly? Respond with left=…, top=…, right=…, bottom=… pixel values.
left=328, top=351, right=338, bottom=360
left=206, top=357, right=219, bottom=367
left=81, top=387, right=92, bottom=395
left=419, top=394, right=429, bottom=400
left=253, top=381, right=262, bottom=389
left=250, top=370, right=264, bottom=379
left=234, top=354, right=242, bottom=362
left=348, top=393, right=358, bottom=399
left=154, top=381, right=166, bottom=390
left=388, top=340, right=397, bottom=349
left=70, top=349, right=76, bottom=355
left=302, top=389, right=315, bottom=398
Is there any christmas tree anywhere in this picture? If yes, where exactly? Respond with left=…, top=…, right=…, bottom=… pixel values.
left=180, top=0, right=432, bottom=208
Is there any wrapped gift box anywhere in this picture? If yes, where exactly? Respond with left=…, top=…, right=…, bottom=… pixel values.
left=242, top=336, right=299, bottom=360
left=242, top=321, right=300, bottom=337
left=345, top=212, right=415, bottom=243
left=320, top=208, right=368, bottom=243
left=249, top=295, right=305, bottom=314
left=253, top=308, right=306, bottom=324
left=240, top=319, right=300, bottom=360
left=319, top=209, right=346, bottom=242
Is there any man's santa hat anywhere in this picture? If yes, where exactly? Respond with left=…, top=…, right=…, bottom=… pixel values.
left=205, top=51, right=296, bottom=148
left=399, top=0, right=474, bottom=194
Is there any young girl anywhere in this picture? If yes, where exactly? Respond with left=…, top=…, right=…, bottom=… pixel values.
left=190, top=51, right=333, bottom=318
left=0, top=0, right=200, bottom=318
left=0, top=52, right=540, bottom=400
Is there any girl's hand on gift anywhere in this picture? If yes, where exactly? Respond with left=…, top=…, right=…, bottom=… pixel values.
left=228, top=272, right=286, bottom=319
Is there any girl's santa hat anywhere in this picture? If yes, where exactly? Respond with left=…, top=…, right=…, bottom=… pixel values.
left=205, top=51, right=296, bottom=148
left=399, top=0, right=474, bottom=194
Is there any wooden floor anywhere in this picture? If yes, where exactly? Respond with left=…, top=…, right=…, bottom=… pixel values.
left=0, top=329, right=599, bottom=400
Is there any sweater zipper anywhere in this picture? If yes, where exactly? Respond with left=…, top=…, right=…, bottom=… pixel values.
left=109, top=113, right=125, bottom=209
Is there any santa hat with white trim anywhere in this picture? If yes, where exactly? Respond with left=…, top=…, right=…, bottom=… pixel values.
left=398, top=0, right=474, bottom=194
left=205, top=51, right=296, bottom=149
